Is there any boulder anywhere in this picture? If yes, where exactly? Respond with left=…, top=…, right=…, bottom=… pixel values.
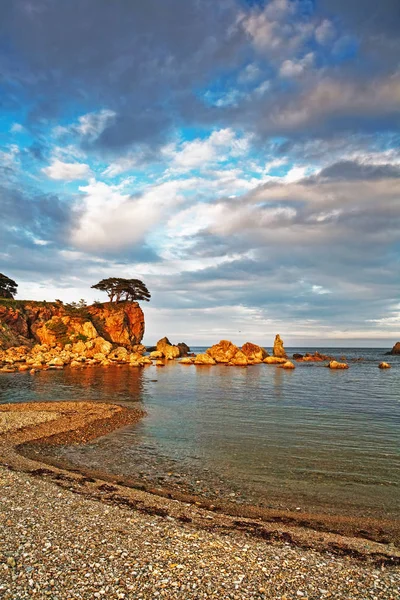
left=293, top=353, right=303, bottom=360
left=379, top=362, right=391, bottom=369
left=230, top=350, right=249, bottom=366
left=263, top=356, right=287, bottom=364
left=328, top=360, right=349, bottom=370
left=71, top=340, right=86, bottom=355
left=132, top=344, right=146, bottom=354
left=386, top=342, right=400, bottom=355
left=149, top=350, right=164, bottom=359
left=177, top=342, right=190, bottom=356
left=156, top=337, right=181, bottom=360
left=273, top=334, right=287, bottom=358
left=241, top=342, right=268, bottom=362
left=194, top=353, right=216, bottom=365
left=48, top=357, right=65, bottom=367
left=206, top=340, right=239, bottom=363
left=180, top=357, right=194, bottom=364
left=279, top=360, right=295, bottom=369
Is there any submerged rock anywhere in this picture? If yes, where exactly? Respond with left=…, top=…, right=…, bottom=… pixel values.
left=273, top=334, right=287, bottom=358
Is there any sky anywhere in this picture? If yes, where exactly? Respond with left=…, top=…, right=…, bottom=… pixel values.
left=0, top=0, right=399, bottom=346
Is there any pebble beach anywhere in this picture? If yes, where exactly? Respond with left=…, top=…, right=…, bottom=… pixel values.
left=1, top=464, right=400, bottom=600
left=0, top=401, right=399, bottom=599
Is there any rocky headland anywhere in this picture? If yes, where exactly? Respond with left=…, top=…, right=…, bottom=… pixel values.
left=0, top=299, right=144, bottom=349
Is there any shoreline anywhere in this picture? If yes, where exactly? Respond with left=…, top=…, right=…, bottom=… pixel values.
left=0, top=401, right=399, bottom=565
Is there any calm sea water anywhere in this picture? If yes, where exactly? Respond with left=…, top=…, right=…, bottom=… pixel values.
left=1, top=347, right=399, bottom=519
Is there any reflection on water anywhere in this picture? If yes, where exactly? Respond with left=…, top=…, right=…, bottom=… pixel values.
left=1, top=348, right=399, bottom=519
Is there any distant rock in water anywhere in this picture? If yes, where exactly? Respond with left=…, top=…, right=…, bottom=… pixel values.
left=0, top=300, right=144, bottom=349
left=177, top=342, right=190, bottom=356
left=241, top=342, right=269, bottom=363
left=273, top=334, right=287, bottom=358
left=156, top=337, right=181, bottom=360
left=386, top=342, right=400, bottom=355
left=328, top=360, right=349, bottom=370
left=379, top=362, right=391, bottom=369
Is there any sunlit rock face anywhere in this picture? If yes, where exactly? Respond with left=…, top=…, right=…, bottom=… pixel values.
left=0, top=301, right=145, bottom=349
left=273, top=334, right=287, bottom=359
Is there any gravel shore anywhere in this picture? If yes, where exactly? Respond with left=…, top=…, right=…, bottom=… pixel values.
left=1, top=465, right=399, bottom=600
left=0, top=401, right=399, bottom=599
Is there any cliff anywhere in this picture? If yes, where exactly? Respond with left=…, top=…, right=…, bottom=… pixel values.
left=0, top=300, right=145, bottom=349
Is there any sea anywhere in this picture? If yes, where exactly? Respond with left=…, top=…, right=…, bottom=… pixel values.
left=1, top=347, right=399, bottom=520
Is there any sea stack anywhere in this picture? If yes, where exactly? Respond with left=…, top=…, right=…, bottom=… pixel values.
left=273, top=334, right=287, bottom=359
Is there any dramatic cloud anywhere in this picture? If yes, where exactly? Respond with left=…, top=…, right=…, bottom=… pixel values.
left=1, top=0, right=399, bottom=344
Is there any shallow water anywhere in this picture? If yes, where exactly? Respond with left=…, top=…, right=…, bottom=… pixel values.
left=1, top=348, right=399, bottom=519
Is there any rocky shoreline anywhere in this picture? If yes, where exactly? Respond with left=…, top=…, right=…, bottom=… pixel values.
left=1, top=334, right=396, bottom=374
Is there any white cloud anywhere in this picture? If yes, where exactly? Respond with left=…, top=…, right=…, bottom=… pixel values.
left=165, top=128, right=250, bottom=171
left=279, top=52, right=314, bottom=78
left=71, top=177, right=199, bottom=251
left=76, top=109, right=116, bottom=139
left=42, top=159, right=90, bottom=181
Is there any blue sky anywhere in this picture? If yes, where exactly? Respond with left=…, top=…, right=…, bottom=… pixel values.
left=0, top=0, right=399, bottom=345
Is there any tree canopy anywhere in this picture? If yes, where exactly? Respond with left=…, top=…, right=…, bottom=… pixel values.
left=91, top=277, right=151, bottom=303
left=0, top=273, right=18, bottom=299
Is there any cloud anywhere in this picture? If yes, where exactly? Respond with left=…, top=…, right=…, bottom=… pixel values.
left=279, top=52, right=314, bottom=78
left=42, top=159, right=90, bottom=180
left=71, top=177, right=198, bottom=251
left=256, top=74, right=400, bottom=135
left=164, top=128, right=250, bottom=171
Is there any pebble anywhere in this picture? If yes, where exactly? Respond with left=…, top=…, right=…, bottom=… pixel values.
left=0, top=465, right=399, bottom=599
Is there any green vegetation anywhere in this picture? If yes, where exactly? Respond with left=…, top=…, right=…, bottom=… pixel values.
left=91, top=277, right=150, bottom=303
left=0, top=273, right=18, bottom=299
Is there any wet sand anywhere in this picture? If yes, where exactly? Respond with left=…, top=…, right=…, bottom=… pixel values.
left=0, top=400, right=399, bottom=565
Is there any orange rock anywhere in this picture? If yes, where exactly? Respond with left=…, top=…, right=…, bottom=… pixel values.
left=328, top=360, right=349, bottom=370
left=263, top=356, right=287, bottom=364
left=230, top=350, right=248, bottom=366
left=379, top=362, right=391, bottom=369
left=206, top=340, right=239, bottom=363
left=273, top=334, right=287, bottom=358
left=194, top=353, right=216, bottom=365
left=279, top=360, right=295, bottom=369
left=241, top=342, right=268, bottom=362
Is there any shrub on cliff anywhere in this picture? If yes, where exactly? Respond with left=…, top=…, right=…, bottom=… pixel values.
left=0, top=274, right=18, bottom=299
left=91, top=278, right=151, bottom=303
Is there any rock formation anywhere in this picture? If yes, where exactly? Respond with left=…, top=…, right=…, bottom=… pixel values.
left=263, top=356, right=287, bottom=364
left=273, top=334, right=287, bottom=358
left=156, top=337, right=181, bottom=360
left=279, top=360, right=295, bottom=369
left=194, top=353, right=216, bottom=365
left=241, top=342, right=268, bottom=363
left=386, top=342, right=400, bottom=355
left=0, top=300, right=145, bottom=349
left=379, top=362, right=391, bottom=369
left=206, top=340, right=239, bottom=363
left=328, top=360, right=349, bottom=370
